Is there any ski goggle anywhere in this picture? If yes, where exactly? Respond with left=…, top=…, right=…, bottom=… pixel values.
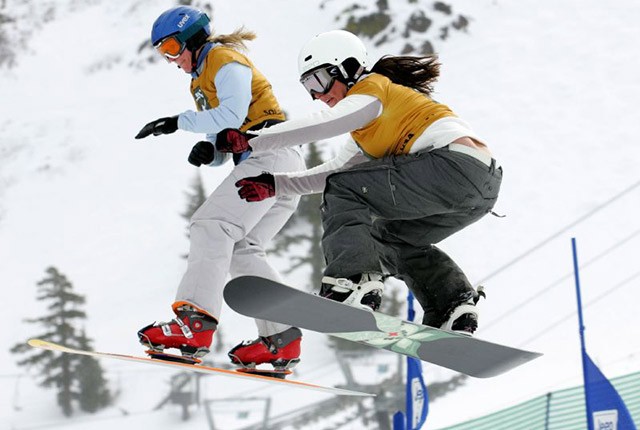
left=300, top=66, right=340, bottom=98
left=155, top=35, right=186, bottom=59
left=153, top=15, right=211, bottom=59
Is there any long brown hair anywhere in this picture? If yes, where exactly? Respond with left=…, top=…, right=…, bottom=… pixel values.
left=208, top=26, right=256, bottom=51
left=370, top=55, right=441, bottom=95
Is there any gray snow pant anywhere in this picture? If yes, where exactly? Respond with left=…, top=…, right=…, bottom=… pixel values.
left=320, top=146, right=502, bottom=327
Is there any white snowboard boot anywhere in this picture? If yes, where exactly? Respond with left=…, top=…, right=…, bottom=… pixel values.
left=320, top=273, right=385, bottom=311
left=440, top=286, right=485, bottom=336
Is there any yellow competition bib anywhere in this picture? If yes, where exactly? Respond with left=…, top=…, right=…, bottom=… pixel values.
left=190, top=46, right=285, bottom=131
left=348, top=73, right=455, bottom=158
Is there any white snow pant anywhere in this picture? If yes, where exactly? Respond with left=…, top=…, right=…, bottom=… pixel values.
left=175, top=146, right=305, bottom=337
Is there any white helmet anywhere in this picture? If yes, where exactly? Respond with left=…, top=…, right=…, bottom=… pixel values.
left=298, top=30, right=369, bottom=84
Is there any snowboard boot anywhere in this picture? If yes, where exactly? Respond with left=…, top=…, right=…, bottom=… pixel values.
left=440, top=286, right=486, bottom=336
left=138, top=303, right=218, bottom=363
left=320, top=273, right=384, bottom=311
left=228, top=327, right=302, bottom=372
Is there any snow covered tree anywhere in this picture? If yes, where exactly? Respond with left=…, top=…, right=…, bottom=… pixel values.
left=10, top=267, right=112, bottom=416
left=326, top=0, right=471, bottom=55
left=269, top=141, right=325, bottom=292
left=180, top=171, right=207, bottom=258
left=181, top=172, right=208, bottom=237
left=75, top=331, right=113, bottom=413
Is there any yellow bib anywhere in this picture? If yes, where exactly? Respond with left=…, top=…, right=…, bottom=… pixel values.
left=348, top=73, right=455, bottom=158
left=190, top=46, right=285, bottom=131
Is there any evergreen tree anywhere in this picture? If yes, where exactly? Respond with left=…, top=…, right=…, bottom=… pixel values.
left=181, top=172, right=208, bottom=240
left=180, top=171, right=207, bottom=261
left=75, top=331, right=113, bottom=413
left=330, top=0, right=471, bottom=55
left=10, top=267, right=112, bottom=416
left=269, top=141, right=325, bottom=291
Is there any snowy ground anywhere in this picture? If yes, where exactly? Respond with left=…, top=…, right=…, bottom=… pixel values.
left=1, top=0, right=639, bottom=429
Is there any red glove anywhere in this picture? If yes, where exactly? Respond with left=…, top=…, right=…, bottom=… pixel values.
left=215, top=128, right=255, bottom=153
left=235, top=173, right=275, bottom=202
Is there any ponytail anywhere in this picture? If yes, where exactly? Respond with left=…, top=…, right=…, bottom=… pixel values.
left=208, top=26, right=257, bottom=51
left=370, top=55, right=441, bottom=96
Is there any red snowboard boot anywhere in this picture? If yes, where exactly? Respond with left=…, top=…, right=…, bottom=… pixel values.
left=138, top=303, right=217, bottom=361
left=228, top=327, right=302, bottom=370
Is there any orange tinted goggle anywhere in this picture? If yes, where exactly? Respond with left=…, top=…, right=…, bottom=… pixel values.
left=155, top=35, right=185, bottom=59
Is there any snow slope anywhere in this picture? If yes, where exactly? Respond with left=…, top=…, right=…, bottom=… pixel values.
left=1, top=0, right=639, bottom=429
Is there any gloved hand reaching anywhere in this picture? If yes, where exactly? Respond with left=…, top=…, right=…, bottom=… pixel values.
left=135, top=116, right=179, bottom=139
left=235, top=173, right=275, bottom=202
left=215, top=128, right=255, bottom=153
left=188, top=141, right=215, bottom=167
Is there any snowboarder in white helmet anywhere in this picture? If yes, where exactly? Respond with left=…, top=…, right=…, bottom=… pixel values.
left=297, top=30, right=369, bottom=96
left=135, top=6, right=305, bottom=373
left=215, top=30, right=500, bottom=336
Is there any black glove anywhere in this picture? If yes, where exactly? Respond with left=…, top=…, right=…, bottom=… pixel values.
left=215, top=128, right=255, bottom=153
left=235, top=173, right=275, bottom=202
left=135, top=116, right=179, bottom=139
left=188, top=141, right=215, bottom=167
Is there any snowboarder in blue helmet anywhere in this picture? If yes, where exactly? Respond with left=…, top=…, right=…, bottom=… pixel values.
left=150, top=6, right=211, bottom=74
left=135, top=6, right=306, bottom=374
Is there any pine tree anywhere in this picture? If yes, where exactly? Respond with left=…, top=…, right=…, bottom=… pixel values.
left=181, top=172, right=208, bottom=240
left=75, top=331, right=113, bottom=413
left=10, top=267, right=112, bottom=416
left=269, top=141, right=326, bottom=291
left=334, top=0, right=471, bottom=55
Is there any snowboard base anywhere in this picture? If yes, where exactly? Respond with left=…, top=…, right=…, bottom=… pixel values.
left=27, top=339, right=373, bottom=396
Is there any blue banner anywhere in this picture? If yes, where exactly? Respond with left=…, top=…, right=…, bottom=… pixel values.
left=573, top=238, right=637, bottom=430
left=406, top=356, right=428, bottom=429
left=394, top=292, right=429, bottom=429
left=583, top=351, right=637, bottom=430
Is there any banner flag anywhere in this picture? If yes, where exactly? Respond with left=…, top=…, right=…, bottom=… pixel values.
left=406, top=356, right=428, bottom=430
left=583, top=350, right=637, bottom=430
left=572, top=238, right=637, bottom=430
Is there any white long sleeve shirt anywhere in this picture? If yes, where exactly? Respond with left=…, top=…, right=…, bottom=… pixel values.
left=250, top=93, right=481, bottom=196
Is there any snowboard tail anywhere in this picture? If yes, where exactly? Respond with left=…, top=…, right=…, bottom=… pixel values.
left=224, top=276, right=542, bottom=378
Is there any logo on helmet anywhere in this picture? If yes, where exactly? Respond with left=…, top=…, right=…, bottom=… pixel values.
left=177, top=14, right=190, bottom=28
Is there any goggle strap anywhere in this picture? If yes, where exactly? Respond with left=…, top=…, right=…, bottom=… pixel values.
left=338, top=62, right=365, bottom=82
left=337, top=63, right=348, bottom=80
left=176, top=14, right=210, bottom=43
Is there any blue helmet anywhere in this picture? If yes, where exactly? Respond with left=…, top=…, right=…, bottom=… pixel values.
left=151, top=6, right=211, bottom=47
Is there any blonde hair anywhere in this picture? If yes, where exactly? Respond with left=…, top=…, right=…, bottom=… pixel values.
left=208, top=26, right=256, bottom=51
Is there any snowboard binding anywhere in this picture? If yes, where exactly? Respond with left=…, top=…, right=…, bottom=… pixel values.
left=145, top=349, right=202, bottom=365
left=235, top=364, right=297, bottom=380
left=320, top=273, right=385, bottom=311
left=440, top=286, right=486, bottom=336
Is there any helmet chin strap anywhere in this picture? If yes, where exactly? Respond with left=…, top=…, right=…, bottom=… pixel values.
left=186, top=34, right=208, bottom=77
left=190, top=45, right=206, bottom=77
left=337, top=62, right=366, bottom=89
left=191, top=50, right=198, bottom=74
